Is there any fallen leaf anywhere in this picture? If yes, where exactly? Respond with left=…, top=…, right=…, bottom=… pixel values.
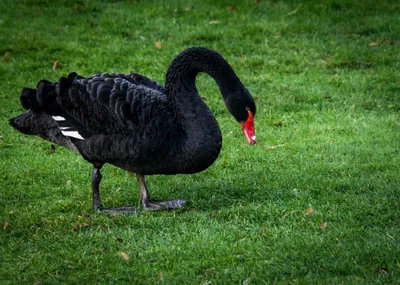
left=66, top=179, right=71, bottom=185
left=155, top=41, right=162, bottom=49
left=3, top=52, right=10, bottom=62
left=201, top=97, right=207, bottom=101
left=75, top=5, right=84, bottom=12
left=3, top=221, right=9, bottom=230
left=121, top=252, right=129, bottom=261
left=34, top=281, right=42, bottom=285
left=254, top=0, right=261, bottom=4
left=158, top=272, right=163, bottom=282
left=305, top=208, right=315, bottom=214
left=53, top=60, right=59, bottom=71
left=376, top=267, right=389, bottom=274
left=72, top=222, right=89, bottom=231
left=368, top=42, right=379, bottom=47
left=320, top=221, right=327, bottom=232
left=209, top=20, right=220, bottom=25
left=230, top=6, right=236, bottom=12
left=184, top=7, right=190, bottom=11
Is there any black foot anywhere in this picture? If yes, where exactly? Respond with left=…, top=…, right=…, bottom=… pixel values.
left=142, top=199, right=186, bottom=211
left=97, top=206, right=141, bottom=215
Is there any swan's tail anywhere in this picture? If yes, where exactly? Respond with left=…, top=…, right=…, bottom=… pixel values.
left=9, top=78, right=81, bottom=152
left=9, top=79, right=59, bottom=134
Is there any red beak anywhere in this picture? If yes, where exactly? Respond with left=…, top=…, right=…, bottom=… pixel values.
left=240, top=110, right=256, bottom=145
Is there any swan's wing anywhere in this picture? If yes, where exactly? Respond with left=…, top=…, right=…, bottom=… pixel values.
left=41, top=72, right=170, bottom=141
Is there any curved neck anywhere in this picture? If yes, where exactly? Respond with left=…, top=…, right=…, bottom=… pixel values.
left=164, top=48, right=242, bottom=172
left=165, top=47, right=241, bottom=98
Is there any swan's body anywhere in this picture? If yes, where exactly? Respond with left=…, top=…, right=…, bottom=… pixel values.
left=9, top=47, right=256, bottom=213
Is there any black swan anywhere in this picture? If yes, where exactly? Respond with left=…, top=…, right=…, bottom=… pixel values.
left=9, top=47, right=256, bottom=213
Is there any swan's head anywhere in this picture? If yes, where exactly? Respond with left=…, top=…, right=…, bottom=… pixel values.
left=224, top=87, right=256, bottom=145
left=240, top=107, right=256, bottom=145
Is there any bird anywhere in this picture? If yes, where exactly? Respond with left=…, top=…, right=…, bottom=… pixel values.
left=9, top=47, right=256, bottom=214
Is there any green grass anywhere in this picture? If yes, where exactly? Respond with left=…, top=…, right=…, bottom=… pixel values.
left=1, top=0, right=399, bottom=283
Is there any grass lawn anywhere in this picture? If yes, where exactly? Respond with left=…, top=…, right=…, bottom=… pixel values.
left=1, top=0, right=399, bottom=283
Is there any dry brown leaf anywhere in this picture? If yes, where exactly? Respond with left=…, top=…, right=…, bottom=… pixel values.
left=72, top=223, right=89, bottom=231
left=3, top=221, right=9, bottom=230
left=3, top=52, right=10, bottom=62
left=368, top=42, right=379, bottom=47
left=75, top=5, right=84, bottom=13
left=305, top=208, right=315, bottom=214
left=184, top=7, right=190, bottom=11
left=254, top=0, right=261, bottom=4
left=320, top=221, right=327, bottom=232
left=155, top=41, right=162, bottom=49
left=53, top=60, right=59, bottom=71
left=230, top=6, right=236, bottom=12
left=121, top=252, right=129, bottom=261
left=158, top=272, right=163, bottom=282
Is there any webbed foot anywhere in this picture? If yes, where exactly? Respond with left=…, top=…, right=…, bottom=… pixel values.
left=142, top=199, right=186, bottom=211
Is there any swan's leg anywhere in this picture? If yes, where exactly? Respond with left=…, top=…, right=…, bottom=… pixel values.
left=91, top=166, right=103, bottom=211
left=136, top=174, right=186, bottom=210
left=92, top=165, right=139, bottom=214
